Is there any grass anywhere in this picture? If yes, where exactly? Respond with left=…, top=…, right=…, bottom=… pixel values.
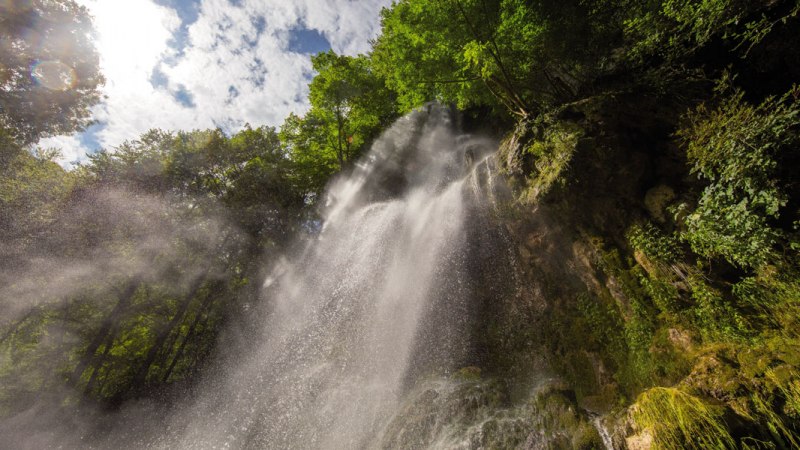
left=631, top=387, right=734, bottom=450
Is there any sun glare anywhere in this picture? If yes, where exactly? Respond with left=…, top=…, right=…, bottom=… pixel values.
left=79, top=0, right=180, bottom=90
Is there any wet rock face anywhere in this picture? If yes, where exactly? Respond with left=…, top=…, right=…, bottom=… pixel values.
left=480, top=93, right=693, bottom=447
left=379, top=377, right=604, bottom=450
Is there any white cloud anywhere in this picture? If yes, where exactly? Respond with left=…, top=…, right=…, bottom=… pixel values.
left=38, top=0, right=393, bottom=168
left=37, top=134, right=86, bottom=165
left=301, top=0, right=390, bottom=54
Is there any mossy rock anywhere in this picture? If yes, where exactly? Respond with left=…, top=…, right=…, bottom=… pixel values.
left=528, top=385, right=605, bottom=450
left=644, top=185, right=676, bottom=224
left=379, top=376, right=608, bottom=449
left=629, top=387, right=735, bottom=450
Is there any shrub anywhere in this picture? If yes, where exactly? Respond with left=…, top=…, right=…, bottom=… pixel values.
left=678, top=85, right=800, bottom=269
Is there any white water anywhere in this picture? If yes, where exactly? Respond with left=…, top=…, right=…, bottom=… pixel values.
left=150, top=105, right=500, bottom=449
left=593, top=415, right=615, bottom=450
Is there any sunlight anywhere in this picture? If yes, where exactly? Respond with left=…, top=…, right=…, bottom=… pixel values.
left=6, top=1, right=798, bottom=447
left=79, top=0, right=180, bottom=91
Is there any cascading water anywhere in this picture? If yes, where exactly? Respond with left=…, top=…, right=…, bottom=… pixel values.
left=147, top=105, right=508, bottom=449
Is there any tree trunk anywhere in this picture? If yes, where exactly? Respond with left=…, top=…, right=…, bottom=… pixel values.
left=83, top=330, right=115, bottom=397
left=70, top=277, right=141, bottom=388
left=161, top=283, right=220, bottom=384
left=336, top=107, right=345, bottom=168
left=130, top=277, right=208, bottom=388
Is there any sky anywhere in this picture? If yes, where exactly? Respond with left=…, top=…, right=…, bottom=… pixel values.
left=39, top=0, right=393, bottom=167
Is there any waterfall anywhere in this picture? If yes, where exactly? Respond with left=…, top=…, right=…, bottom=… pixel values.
left=151, top=105, right=503, bottom=449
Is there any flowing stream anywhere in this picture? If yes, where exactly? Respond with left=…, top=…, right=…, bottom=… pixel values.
left=150, top=105, right=505, bottom=449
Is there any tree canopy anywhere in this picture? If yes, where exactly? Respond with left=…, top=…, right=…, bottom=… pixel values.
left=371, top=0, right=621, bottom=117
left=0, top=0, right=104, bottom=145
left=281, top=50, right=398, bottom=194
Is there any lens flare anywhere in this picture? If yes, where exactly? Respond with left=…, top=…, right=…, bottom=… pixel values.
left=31, top=60, right=77, bottom=91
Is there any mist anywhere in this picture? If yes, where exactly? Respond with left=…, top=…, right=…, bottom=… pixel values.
left=0, top=104, right=517, bottom=449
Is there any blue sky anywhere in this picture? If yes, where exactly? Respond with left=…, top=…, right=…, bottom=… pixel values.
left=40, top=0, right=392, bottom=166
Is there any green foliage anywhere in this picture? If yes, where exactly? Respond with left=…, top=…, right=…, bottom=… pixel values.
left=0, top=0, right=104, bottom=144
left=632, top=387, right=735, bottom=450
left=0, top=145, right=73, bottom=228
left=372, top=0, right=620, bottom=117
left=83, top=126, right=304, bottom=243
left=637, top=270, right=680, bottom=315
left=678, top=85, right=800, bottom=269
left=607, top=80, right=800, bottom=444
left=687, top=274, right=751, bottom=341
left=576, top=291, right=627, bottom=371
left=0, top=308, right=60, bottom=414
left=520, top=120, right=581, bottom=202
left=0, top=130, right=74, bottom=266
left=732, top=269, right=800, bottom=332
left=0, top=213, right=244, bottom=410
left=279, top=111, right=336, bottom=196
left=628, top=223, right=683, bottom=264
left=0, top=119, right=308, bottom=412
left=625, top=224, right=683, bottom=318
left=580, top=234, right=711, bottom=398
left=626, top=222, right=754, bottom=341
left=627, top=224, right=686, bottom=316
left=1, top=0, right=799, bottom=442
left=623, top=0, right=800, bottom=61
left=281, top=51, right=397, bottom=196
left=372, top=0, right=493, bottom=112
left=594, top=246, right=663, bottom=394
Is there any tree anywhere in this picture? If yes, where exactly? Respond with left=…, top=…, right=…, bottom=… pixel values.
left=0, top=127, right=75, bottom=269
left=0, top=123, right=308, bottom=409
left=623, top=0, right=800, bottom=62
left=84, top=126, right=304, bottom=246
left=0, top=0, right=104, bottom=145
left=281, top=51, right=398, bottom=196
left=280, top=111, right=335, bottom=197
left=371, top=0, right=621, bottom=117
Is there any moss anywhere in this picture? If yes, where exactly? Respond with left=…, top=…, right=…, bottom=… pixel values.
left=648, top=328, right=694, bottom=382
left=529, top=387, right=604, bottom=449
left=454, top=366, right=483, bottom=382
left=732, top=268, right=800, bottom=333
left=637, top=270, right=680, bottom=315
left=572, top=422, right=606, bottom=450
left=586, top=240, right=662, bottom=397
left=478, top=416, right=531, bottom=449
left=519, top=120, right=583, bottom=204
left=631, top=387, right=735, bottom=449
left=560, top=350, right=601, bottom=400
left=687, top=274, right=750, bottom=342
left=674, top=340, right=800, bottom=447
